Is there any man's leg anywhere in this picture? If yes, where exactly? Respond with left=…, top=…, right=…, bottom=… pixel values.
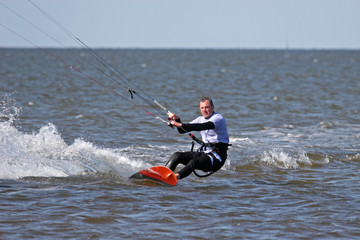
left=165, top=152, right=201, bottom=171
left=177, top=154, right=213, bottom=179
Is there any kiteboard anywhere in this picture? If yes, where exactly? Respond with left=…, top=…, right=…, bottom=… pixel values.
left=130, top=166, right=177, bottom=186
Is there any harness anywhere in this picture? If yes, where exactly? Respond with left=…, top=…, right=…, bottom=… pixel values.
left=189, top=134, right=231, bottom=178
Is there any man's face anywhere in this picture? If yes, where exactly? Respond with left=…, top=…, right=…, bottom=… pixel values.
left=200, top=100, right=214, bottom=119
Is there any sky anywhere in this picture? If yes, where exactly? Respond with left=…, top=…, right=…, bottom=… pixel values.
left=0, top=0, right=359, bottom=49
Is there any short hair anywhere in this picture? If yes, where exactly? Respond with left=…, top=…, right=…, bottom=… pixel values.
left=200, top=97, right=214, bottom=106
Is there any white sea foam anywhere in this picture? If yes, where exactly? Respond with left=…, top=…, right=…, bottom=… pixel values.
left=259, top=149, right=313, bottom=169
left=0, top=120, right=148, bottom=180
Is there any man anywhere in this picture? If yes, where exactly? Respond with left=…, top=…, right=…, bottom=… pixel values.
left=166, top=97, right=230, bottom=180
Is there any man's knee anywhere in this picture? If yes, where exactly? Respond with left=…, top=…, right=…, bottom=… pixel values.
left=170, top=152, right=183, bottom=160
left=165, top=152, right=183, bottom=170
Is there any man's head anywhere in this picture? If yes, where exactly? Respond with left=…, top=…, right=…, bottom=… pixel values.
left=200, top=97, right=214, bottom=119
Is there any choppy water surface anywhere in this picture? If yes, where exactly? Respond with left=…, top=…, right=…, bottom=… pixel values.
left=1, top=48, right=360, bottom=239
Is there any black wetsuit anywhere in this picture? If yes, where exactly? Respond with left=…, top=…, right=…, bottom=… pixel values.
left=166, top=114, right=229, bottom=179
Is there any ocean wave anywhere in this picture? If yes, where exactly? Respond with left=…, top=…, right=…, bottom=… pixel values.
left=0, top=120, right=148, bottom=180
left=257, top=149, right=329, bottom=169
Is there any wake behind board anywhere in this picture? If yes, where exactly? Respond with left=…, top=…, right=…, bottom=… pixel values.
left=130, top=166, right=177, bottom=186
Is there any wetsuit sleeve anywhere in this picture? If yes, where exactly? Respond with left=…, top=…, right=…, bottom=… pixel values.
left=177, top=121, right=215, bottom=133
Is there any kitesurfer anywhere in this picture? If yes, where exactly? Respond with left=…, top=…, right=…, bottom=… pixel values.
left=166, top=97, right=230, bottom=179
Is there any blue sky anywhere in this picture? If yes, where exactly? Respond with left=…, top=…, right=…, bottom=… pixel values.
left=1, top=0, right=359, bottom=49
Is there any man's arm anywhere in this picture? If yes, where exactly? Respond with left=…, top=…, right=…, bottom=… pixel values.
left=168, top=112, right=215, bottom=133
left=178, top=121, right=215, bottom=133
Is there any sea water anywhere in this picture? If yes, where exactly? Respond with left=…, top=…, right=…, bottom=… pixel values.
left=1, top=48, right=360, bottom=239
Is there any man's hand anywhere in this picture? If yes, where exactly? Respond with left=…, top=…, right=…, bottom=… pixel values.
left=170, top=120, right=182, bottom=128
left=167, top=112, right=182, bottom=128
left=167, top=112, right=180, bottom=120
